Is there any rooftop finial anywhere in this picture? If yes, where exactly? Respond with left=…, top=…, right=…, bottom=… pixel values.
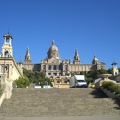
left=8, top=27, right=10, bottom=34
left=94, top=54, right=96, bottom=58
left=75, top=48, right=78, bottom=55
left=27, top=47, right=30, bottom=55
left=52, top=40, right=55, bottom=45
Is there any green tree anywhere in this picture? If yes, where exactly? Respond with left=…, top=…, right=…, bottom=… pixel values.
left=14, top=76, right=30, bottom=88
left=85, top=69, right=108, bottom=84
left=23, top=68, right=53, bottom=88
left=107, top=68, right=113, bottom=74
left=97, top=69, right=107, bottom=74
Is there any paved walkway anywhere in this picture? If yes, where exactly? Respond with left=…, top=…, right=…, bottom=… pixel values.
left=0, top=115, right=120, bottom=120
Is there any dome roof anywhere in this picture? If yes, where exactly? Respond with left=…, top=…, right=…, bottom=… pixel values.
left=94, top=57, right=98, bottom=61
left=92, top=55, right=98, bottom=64
left=49, top=40, right=58, bottom=51
left=47, top=40, right=60, bottom=59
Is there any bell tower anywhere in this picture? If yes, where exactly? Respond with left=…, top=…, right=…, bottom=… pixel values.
left=73, top=48, right=80, bottom=64
left=111, top=61, right=119, bottom=76
left=0, top=33, right=23, bottom=81
left=24, top=47, right=32, bottom=64
left=1, top=32, right=13, bottom=57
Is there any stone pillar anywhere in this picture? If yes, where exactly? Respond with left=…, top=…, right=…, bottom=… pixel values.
left=51, top=65, right=53, bottom=70
left=1, top=74, right=6, bottom=91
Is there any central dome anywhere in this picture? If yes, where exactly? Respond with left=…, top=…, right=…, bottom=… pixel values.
left=49, top=40, right=58, bottom=51
left=47, top=40, right=60, bottom=59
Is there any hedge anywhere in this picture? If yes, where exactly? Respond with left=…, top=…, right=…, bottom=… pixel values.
left=102, top=81, right=120, bottom=94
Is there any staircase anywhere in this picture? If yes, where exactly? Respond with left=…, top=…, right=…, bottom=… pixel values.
left=0, top=88, right=119, bottom=117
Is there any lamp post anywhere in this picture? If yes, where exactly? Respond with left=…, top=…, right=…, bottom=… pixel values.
left=3, top=51, right=7, bottom=74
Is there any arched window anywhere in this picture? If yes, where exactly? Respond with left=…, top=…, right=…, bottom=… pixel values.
left=5, top=51, right=9, bottom=57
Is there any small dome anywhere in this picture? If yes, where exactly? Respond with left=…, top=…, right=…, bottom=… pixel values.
left=94, top=57, right=98, bottom=61
left=92, top=55, right=98, bottom=64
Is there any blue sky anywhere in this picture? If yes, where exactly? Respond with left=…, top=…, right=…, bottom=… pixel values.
left=0, top=0, right=120, bottom=69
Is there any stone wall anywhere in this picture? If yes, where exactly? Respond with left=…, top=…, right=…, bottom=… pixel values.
left=0, top=74, right=13, bottom=107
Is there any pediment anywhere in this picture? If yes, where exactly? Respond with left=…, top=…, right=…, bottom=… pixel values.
left=48, top=57, right=60, bottom=64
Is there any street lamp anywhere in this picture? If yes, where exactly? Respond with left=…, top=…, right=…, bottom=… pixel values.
left=3, top=51, right=8, bottom=74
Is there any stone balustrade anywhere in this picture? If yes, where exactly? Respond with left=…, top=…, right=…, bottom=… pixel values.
left=0, top=73, right=13, bottom=106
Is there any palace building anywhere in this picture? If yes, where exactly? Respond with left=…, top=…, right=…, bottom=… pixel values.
left=23, top=40, right=106, bottom=79
left=0, top=33, right=106, bottom=88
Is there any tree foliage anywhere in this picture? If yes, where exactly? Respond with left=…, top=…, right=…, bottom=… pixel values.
left=14, top=76, right=30, bottom=88
left=107, top=68, right=113, bottom=74
left=22, top=68, right=116, bottom=86
left=23, top=68, right=53, bottom=87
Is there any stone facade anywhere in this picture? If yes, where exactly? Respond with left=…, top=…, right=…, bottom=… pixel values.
left=23, top=40, right=106, bottom=79
left=0, top=33, right=106, bottom=88
left=0, top=33, right=23, bottom=104
left=0, top=33, right=23, bottom=81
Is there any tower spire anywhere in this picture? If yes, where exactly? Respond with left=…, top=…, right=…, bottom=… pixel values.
left=52, top=40, right=55, bottom=45
left=26, top=47, right=30, bottom=56
left=92, top=54, right=98, bottom=65
left=73, top=48, right=80, bottom=64
left=75, top=48, right=79, bottom=56
left=24, top=47, right=32, bottom=64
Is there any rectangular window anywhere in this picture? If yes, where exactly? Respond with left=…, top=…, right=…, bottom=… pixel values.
left=59, top=65, right=61, bottom=70
left=48, top=65, right=51, bottom=70
left=53, top=65, right=56, bottom=70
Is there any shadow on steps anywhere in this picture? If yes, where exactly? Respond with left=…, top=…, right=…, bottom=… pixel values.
left=90, top=88, right=108, bottom=98
left=90, top=88, right=120, bottom=111
left=114, top=98, right=120, bottom=110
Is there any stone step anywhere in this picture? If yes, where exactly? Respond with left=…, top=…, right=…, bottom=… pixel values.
left=0, top=88, right=119, bottom=117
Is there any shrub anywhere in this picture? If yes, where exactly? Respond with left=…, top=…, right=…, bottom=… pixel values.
left=113, top=85, right=120, bottom=94
left=102, top=81, right=114, bottom=90
left=102, top=81, right=120, bottom=94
